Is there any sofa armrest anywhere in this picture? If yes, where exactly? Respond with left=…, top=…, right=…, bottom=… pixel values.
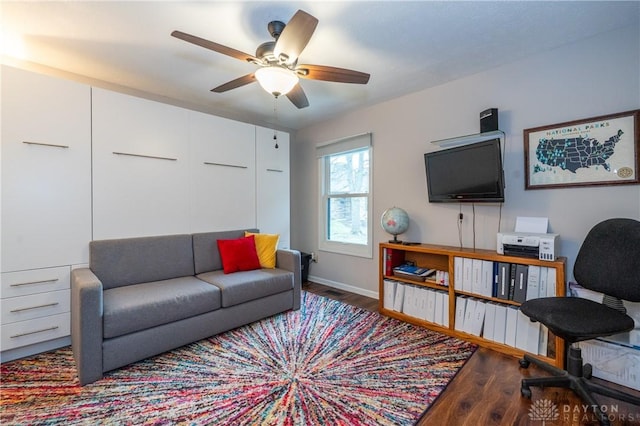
left=276, top=249, right=302, bottom=310
left=71, top=268, right=104, bottom=385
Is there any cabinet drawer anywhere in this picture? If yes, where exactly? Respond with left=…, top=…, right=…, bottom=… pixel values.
left=1, top=266, right=70, bottom=298
left=1, top=289, right=70, bottom=324
left=1, top=312, right=70, bottom=351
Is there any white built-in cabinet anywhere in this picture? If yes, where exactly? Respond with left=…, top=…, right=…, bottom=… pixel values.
left=1, top=66, right=91, bottom=361
left=256, top=126, right=291, bottom=248
left=188, top=111, right=256, bottom=233
left=91, top=88, right=191, bottom=240
left=1, top=66, right=291, bottom=360
left=1, top=66, right=92, bottom=272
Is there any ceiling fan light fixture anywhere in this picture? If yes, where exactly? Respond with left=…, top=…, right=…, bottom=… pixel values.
left=255, top=66, right=298, bottom=97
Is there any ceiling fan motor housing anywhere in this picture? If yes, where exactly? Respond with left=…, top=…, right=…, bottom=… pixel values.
left=268, top=21, right=286, bottom=39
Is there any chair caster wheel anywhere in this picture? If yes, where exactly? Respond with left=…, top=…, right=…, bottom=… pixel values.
left=519, top=358, right=530, bottom=369
left=521, top=386, right=532, bottom=399
left=583, top=363, right=592, bottom=379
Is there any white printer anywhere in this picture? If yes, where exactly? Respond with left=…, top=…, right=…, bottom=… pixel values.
left=496, top=232, right=559, bottom=261
left=497, top=217, right=559, bottom=261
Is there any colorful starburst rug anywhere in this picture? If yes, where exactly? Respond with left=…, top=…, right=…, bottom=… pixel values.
left=1, top=291, right=475, bottom=425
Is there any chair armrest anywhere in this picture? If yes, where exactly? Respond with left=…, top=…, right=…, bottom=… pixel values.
left=276, top=249, right=302, bottom=310
left=71, top=268, right=104, bottom=385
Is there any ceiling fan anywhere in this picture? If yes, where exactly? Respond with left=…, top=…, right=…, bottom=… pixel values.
left=171, top=9, right=370, bottom=109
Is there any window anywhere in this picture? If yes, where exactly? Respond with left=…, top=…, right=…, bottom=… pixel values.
left=317, top=133, right=372, bottom=258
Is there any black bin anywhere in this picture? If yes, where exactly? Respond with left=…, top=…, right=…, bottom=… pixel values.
left=300, top=252, right=312, bottom=283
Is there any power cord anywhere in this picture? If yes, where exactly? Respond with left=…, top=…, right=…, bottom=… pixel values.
left=457, top=205, right=463, bottom=248
left=472, top=203, right=477, bottom=250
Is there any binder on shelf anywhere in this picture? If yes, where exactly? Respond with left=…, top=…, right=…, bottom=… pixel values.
left=546, top=268, right=557, bottom=297
left=508, top=263, right=517, bottom=300
left=454, top=257, right=464, bottom=291
left=435, top=291, right=445, bottom=325
left=383, top=279, right=397, bottom=310
left=417, top=287, right=429, bottom=321
left=402, top=285, right=416, bottom=317
left=483, top=302, right=496, bottom=341
left=481, top=260, right=494, bottom=297
left=471, top=259, right=483, bottom=295
left=393, top=283, right=405, bottom=312
left=425, top=289, right=437, bottom=323
left=525, top=265, right=541, bottom=300
left=504, top=306, right=518, bottom=347
left=512, top=264, right=529, bottom=303
left=526, top=317, right=541, bottom=355
left=539, top=266, right=548, bottom=298
left=538, top=324, right=549, bottom=356
left=492, top=304, right=507, bottom=344
left=463, top=299, right=477, bottom=334
left=455, top=296, right=467, bottom=331
left=516, top=309, right=540, bottom=354
left=496, top=263, right=511, bottom=300
left=470, top=299, right=486, bottom=337
left=462, top=258, right=473, bottom=293
left=408, top=285, right=423, bottom=318
left=384, top=248, right=405, bottom=276
left=515, top=309, right=530, bottom=351
left=442, top=292, right=450, bottom=327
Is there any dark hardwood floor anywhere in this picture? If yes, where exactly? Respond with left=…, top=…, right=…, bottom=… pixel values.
left=303, top=281, right=640, bottom=425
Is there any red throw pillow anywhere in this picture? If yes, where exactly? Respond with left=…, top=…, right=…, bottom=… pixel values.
left=217, top=235, right=262, bottom=274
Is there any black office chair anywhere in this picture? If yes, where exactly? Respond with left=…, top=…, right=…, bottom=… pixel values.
left=519, top=218, right=640, bottom=426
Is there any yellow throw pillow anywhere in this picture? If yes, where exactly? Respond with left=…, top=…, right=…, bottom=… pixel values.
left=244, top=232, right=280, bottom=269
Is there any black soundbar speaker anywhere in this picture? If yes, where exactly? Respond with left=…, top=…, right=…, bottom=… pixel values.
left=480, top=108, right=499, bottom=133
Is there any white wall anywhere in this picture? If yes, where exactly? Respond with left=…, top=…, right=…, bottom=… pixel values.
left=291, top=25, right=640, bottom=298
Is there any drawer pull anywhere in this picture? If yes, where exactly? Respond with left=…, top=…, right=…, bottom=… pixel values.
left=113, top=151, right=177, bottom=161
left=10, top=302, right=59, bottom=313
left=10, top=278, right=59, bottom=287
left=23, top=141, right=69, bottom=149
left=204, top=161, right=247, bottom=169
left=10, top=326, right=59, bottom=338
left=266, top=168, right=283, bottom=173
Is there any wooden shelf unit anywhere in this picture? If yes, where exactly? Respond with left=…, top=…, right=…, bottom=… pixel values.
left=379, top=242, right=567, bottom=368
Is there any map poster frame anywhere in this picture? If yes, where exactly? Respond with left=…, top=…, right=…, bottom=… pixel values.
left=524, top=109, right=640, bottom=190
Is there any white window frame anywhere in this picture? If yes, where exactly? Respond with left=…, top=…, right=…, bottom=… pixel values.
left=317, top=133, right=373, bottom=258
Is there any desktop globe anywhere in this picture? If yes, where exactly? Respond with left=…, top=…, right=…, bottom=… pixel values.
left=381, top=207, right=409, bottom=243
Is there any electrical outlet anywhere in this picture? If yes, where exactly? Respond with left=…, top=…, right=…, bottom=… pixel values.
left=311, top=252, right=318, bottom=263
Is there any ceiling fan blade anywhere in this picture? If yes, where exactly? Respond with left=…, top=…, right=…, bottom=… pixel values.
left=273, top=10, right=318, bottom=65
left=296, top=64, right=370, bottom=84
left=211, top=74, right=256, bottom=93
left=172, top=30, right=259, bottom=63
left=286, top=83, right=310, bottom=109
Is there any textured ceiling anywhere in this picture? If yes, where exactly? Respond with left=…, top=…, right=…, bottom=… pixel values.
left=2, top=1, right=638, bottom=130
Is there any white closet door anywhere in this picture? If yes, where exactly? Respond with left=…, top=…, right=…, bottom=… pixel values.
left=1, top=66, right=91, bottom=272
left=188, top=111, right=256, bottom=233
left=256, top=126, right=290, bottom=248
left=92, top=88, right=190, bottom=239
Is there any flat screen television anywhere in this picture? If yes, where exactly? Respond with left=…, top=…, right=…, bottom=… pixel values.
left=424, top=138, right=505, bottom=203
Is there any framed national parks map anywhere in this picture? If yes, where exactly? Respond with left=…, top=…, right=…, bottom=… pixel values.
left=524, top=110, right=639, bottom=189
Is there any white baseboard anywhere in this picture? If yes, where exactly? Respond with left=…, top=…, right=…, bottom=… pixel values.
left=306, top=275, right=379, bottom=300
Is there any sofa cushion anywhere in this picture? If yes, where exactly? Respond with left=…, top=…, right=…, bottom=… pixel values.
left=217, top=235, right=262, bottom=274
left=90, top=234, right=195, bottom=290
left=103, top=276, right=221, bottom=339
left=196, top=269, right=293, bottom=307
left=192, top=229, right=259, bottom=275
left=245, top=232, right=280, bottom=269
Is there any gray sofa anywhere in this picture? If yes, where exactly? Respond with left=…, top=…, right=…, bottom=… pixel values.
left=71, top=229, right=301, bottom=385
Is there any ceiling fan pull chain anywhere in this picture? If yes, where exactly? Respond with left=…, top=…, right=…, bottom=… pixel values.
left=273, top=97, right=279, bottom=149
